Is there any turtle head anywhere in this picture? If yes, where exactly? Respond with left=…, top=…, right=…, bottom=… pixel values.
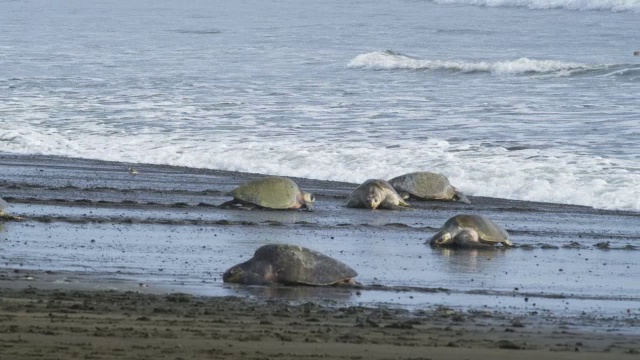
left=222, top=265, right=247, bottom=284
left=430, top=229, right=453, bottom=247
left=453, top=189, right=471, bottom=204
left=223, top=261, right=276, bottom=285
left=451, top=186, right=471, bottom=204
left=302, top=191, right=315, bottom=211
left=365, top=190, right=383, bottom=209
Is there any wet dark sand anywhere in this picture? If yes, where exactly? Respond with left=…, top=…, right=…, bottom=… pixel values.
left=1, top=153, right=639, bottom=359
left=1, top=286, right=639, bottom=360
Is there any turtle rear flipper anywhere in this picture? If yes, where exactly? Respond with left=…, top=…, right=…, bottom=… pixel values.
left=0, top=212, right=23, bottom=221
left=501, top=239, right=515, bottom=247
left=397, top=191, right=411, bottom=200
left=0, top=198, right=23, bottom=221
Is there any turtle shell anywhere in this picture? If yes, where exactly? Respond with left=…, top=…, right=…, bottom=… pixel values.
left=223, top=244, right=357, bottom=286
left=389, top=172, right=458, bottom=201
left=231, top=177, right=307, bottom=209
left=448, top=214, right=510, bottom=245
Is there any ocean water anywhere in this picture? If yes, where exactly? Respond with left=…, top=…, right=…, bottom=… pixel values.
left=1, top=0, right=639, bottom=211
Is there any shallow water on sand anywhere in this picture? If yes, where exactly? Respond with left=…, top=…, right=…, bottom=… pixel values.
left=3, top=216, right=639, bottom=315
left=1, top=155, right=639, bottom=325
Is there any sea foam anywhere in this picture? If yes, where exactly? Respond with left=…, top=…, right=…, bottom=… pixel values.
left=2, top=124, right=639, bottom=212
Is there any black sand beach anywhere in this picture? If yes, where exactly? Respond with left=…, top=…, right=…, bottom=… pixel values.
left=1, top=153, right=639, bottom=359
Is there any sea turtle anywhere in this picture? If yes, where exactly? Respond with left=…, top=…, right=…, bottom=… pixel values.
left=220, top=176, right=315, bottom=210
left=346, top=179, right=410, bottom=210
left=430, top=214, right=513, bottom=248
left=223, top=244, right=358, bottom=286
left=389, top=172, right=470, bottom=203
left=0, top=197, right=23, bottom=221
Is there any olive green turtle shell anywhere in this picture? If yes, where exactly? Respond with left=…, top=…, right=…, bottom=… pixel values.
left=231, top=176, right=308, bottom=209
left=223, top=244, right=357, bottom=286
left=389, top=172, right=468, bottom=202
left=446, top=214, right=510, bottom=244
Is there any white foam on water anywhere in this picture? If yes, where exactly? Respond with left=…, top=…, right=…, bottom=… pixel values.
left=2, top=123, right=639, bottom=212
left=348, top=51, right=597, bottom=75
left=1, top=0, right=638, bottom=213
left=429, top=0, right=640, bottom=12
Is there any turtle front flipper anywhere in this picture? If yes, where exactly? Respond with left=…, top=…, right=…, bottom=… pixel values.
left=218, top=199, right=258, bottom=210
left=380, top=197, right=410, bottom=210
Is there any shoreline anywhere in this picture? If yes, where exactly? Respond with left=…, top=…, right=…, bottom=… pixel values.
left=2, top=152, right=637, bottom=216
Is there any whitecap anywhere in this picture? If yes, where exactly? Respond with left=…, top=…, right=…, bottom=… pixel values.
left=347, top=51, right=595, bottom=76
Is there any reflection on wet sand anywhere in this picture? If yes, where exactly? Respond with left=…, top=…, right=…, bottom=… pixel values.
left=431, top=247, right=506, bottom=272
left=226, top=283, right=357, bottom=301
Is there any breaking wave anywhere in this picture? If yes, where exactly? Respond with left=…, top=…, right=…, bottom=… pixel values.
left=347, top=51, right=631, bottom=77
left=428, top=0, right=640, bottom=13
left=2, top=124, right=639, bottom=212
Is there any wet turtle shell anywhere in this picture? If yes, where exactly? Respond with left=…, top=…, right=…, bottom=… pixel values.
left=389, top=172, right=470, bottom=203
left=222, top=176, right=314, bottom=210
left=223, top=244, right=358, bottom=286
left=430, top=214, right=513, bottom=248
